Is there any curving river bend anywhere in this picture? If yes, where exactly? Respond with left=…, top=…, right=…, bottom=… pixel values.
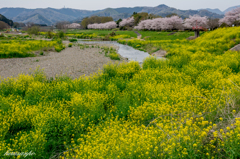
left=78, top=40, right=163, bottom=64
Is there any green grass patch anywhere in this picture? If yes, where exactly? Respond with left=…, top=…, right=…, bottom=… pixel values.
left=139, top=31, right=196, bottom=40
left=66, top=29, right=137, bottom=39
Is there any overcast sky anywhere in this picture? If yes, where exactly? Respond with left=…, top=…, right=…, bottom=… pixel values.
left=0, top=0, right=239, bottom=11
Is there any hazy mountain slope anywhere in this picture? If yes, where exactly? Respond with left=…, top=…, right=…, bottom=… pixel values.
left=20, top=13, right=52, bottom=25
left=198, top=8, right=224, bottom=15
left=95, top=4, right=223, bottom=20
left=198, top=10, right=223, bottom=18
left=0, top=7, right=98, bottom=25
left=224, top=5, right=240, bottom=13
left=112, top=13, right=132, bottom=20
left=114, top=7, right=144, bottom=14
left=50, top=8, right=98, bottom=18
left=93, top=8, right=119, bottom=17
left=198, top=5, right=240, bottom=15
left=12, top=8, right=76, bottom=24
left=0, top=8, right=33, bottom=19
left=139, top=5, right=223, bottom=19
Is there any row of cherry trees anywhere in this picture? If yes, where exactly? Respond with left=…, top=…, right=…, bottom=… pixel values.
left=87, top=21, right=117, bottom=30
left=133, top=15, right=209, bottom=31
left=134, top=16, right=184, bottom=30
left=87, top=15, right=208, bottom=31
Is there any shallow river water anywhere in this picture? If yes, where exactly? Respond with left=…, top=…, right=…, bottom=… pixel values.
left=78, top=40, right=163, bottom=63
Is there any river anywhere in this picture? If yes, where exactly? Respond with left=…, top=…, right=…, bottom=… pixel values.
left=77, top=40, right=163, bottom=64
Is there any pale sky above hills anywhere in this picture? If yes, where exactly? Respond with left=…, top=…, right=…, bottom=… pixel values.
left=0, top=0, right=239, bottom=11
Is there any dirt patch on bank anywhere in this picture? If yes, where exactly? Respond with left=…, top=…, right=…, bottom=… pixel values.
left=187, top=36, right=197, bottom=40
left=152, top=50, right=167, bottom=57
left=168, top=32, right=177, bottom=35
left=0, top=43, right=124, bottom=79
left=230, top=44, right=240, bottom=51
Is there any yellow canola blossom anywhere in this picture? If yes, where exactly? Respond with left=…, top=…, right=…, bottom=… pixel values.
left=1, top=27, right=240, bottom=158
left=0, top=39, right=64, bottom=58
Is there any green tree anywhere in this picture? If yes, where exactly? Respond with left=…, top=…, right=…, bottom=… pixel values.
left=132, top=12, right=160, bottom=25
left=208, top=18, right=219, bottom=30
left=132, top=12, right=137, bottom=16
left=81, top=16, right=113, bottom=29
left=116, top=19, right=122, bottom=28
left=166, top=13, right=179, bottom=17
left=0, top=21, right=9, bottom=30
left=27, top=26, right=40, bottom=35
left=133, top=12, right=149, bottom=25
left=233, top=20, right=240, bottom=26
left=0, top=14, right=13, bottom=26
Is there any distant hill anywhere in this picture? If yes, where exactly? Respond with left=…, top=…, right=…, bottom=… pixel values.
left=0, top=8, right=32, bottom=19
left=12, top=8, right=76, bottom=25
left=0, top=14, right=13, bottom=26
left=223, top=5, right=240, bottom=14
left=16, top=13, right=52, bottom=25
left=114, top=7, right=145, bottom=14
left=198, top=8, right=224, bottom=15
left=136, top=4, right=223, bottom=19
left=94, top=4, right=223, bottom=20
left=0, top=7, right=98, bottom=25
left=0, top=4, right=235, bottom=25
left=92, top=8, right=119, bottom=17
left=199, top=5, right=240, bottom=15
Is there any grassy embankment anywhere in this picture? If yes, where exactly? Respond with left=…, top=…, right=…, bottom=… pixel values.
left=118, top=31, right=206, bottom=53
left=0, top=27, right=240, bottom=158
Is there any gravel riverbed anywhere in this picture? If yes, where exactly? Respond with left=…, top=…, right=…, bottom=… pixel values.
left=0, top=43, right=124, bottom=79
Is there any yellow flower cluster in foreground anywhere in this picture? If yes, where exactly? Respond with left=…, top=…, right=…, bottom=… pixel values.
left=1, top=27, right=240, bottom=158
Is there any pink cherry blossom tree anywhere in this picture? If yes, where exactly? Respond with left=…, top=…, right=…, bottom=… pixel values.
left=87, top=21, right=117, bottom=30
left=170, top=16, right=184, bottom=30
left=119, top=17, right=135, bottom=27
left=134, top=16, right=183, bottom=31
left=65, top=23, right=81, bottom=29
left=184, top=15, right=208, bottom=37
left=219, top=7, right=240, bottom=26
left=183, top=15, right=208, bottom=29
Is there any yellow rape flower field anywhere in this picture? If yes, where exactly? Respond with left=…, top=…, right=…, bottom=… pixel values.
left=0, top=38, right=65, bottom=58
left=1, top=27, right=240, bottom=159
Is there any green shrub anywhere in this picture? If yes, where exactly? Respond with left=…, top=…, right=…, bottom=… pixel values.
left=103, top=35, right=110, bottom=41
left=57, top=31, right=65, bottom=39
left=27, top=26, right=40, bottom=35
left=55, top=45, right=65, bottom=52
left=68, top=43, right=73, bottom=47
left=109, top=31, right=116, bottom=37
left=69, top=39, right=77, bottom=42
left=55, top=46, right=62, bottom=52
left=47, top=31, right=53, bottom=39
left=56, top=39, right=62, bottom=45
left=109, top=53, right=120, bottom=60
